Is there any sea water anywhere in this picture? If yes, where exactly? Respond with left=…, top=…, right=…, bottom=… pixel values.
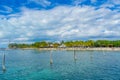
left=0, top=49, right=120, bottom=80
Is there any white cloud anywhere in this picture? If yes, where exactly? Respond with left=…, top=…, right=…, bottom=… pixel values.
left=100, top=0, right=120, bottom=9
left=108, top=0, right=120, bottom=5
left=90, top=0, right=97, bottom=3
left=72, top=0, right=87, bottom=6
left=0, top=5, right=120, bottom=44
left=0, top=31, right=3, bottom=37
left=0, top=6, right=13, bottom=13
left=29, top=0, right=51, bottom=7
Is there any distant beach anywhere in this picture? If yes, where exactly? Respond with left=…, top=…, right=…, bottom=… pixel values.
left=21, top=47, right=120, bottom=51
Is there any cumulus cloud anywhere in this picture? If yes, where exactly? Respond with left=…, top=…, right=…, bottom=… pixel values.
left=0, top=5, right=120, bottom=46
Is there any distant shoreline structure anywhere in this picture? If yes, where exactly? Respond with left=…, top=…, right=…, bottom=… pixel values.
left=20, top=47, right=120, bottom=51
left=8, top=40, right=120, bottom=51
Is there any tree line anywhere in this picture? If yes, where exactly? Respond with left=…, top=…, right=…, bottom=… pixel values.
left=8, top=40, right=120, bottom=48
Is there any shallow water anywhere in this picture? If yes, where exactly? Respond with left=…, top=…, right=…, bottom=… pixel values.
left=0, top=49, right=120, bottom=80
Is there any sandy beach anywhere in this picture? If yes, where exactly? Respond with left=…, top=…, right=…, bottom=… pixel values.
left=22, top=47, right=120, bottom=51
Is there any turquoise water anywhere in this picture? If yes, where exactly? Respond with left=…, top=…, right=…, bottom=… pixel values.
left=0, top=50, right=120, bottom=80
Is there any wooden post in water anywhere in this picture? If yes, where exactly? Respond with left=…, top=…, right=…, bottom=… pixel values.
left=2, top=53, right=6, bottom=72
left=50, top=50, right=53, bottom=64
left=74, top=48, right=77, bottom=61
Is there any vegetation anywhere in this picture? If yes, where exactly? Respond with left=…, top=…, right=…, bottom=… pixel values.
left=8, top=40, right=120, bottom=49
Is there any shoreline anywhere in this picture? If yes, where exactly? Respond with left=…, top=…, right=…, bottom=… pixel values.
left=21, top=47, right=120, bottom=51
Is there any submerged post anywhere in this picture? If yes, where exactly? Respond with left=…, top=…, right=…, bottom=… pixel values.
left=50, top=50, right=53, bottom=64
left=2, top=53, right=6, bottom=72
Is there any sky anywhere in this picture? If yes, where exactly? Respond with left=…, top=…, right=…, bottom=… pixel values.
left=0, top=0, right=120, bottom=47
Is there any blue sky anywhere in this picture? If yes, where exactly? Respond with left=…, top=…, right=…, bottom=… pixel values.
left=0, top=0, right=120, bottom=47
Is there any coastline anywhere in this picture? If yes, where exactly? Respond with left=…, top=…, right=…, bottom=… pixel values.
left=21, top=47, right=120, bottom=51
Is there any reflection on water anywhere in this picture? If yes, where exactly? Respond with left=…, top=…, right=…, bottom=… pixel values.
left=0, top=49, right=120, bottom=80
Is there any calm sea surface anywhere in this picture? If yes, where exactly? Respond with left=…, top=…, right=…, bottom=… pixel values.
left=0, top=49, right=120, bottom=80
